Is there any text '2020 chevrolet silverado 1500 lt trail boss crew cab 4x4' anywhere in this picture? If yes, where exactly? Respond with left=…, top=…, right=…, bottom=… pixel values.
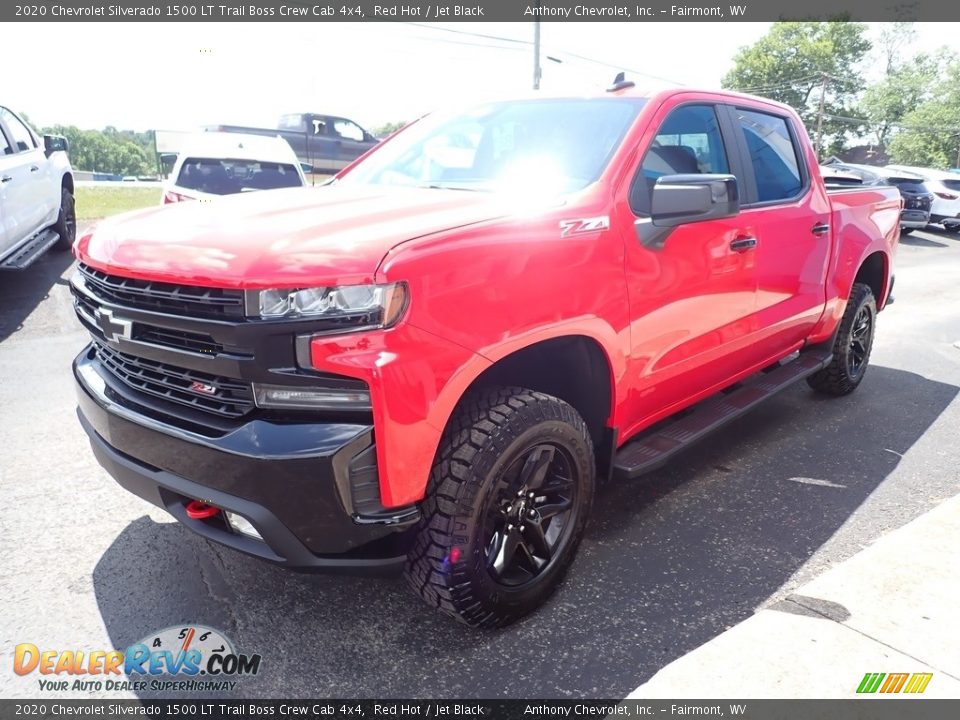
left=71, top=83, right=899, bottom=627
left=0, top=106, right=74, bottom=270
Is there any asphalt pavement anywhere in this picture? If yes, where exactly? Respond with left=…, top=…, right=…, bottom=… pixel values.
left=1, top=224, right=959, bottom=699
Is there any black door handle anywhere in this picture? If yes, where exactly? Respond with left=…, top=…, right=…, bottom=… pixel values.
left=730, top=237, right=757, bottom=252
left=812, top=222, right=830, bottom=236
left=1, top=175, right=12, bottom=183
left=29, top=165, right=39, bottom=172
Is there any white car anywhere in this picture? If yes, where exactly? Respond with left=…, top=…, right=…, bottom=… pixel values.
left=0, top=105, right=75, bottom=269
left=162, top=132, right=307, bottom=204
left=885, top=165, right=960, bottom=231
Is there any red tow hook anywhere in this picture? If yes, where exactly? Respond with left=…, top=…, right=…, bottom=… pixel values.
left=185, top=500, right=221, bottom=520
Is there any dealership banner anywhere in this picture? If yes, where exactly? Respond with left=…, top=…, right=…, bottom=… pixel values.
left=1, top=700, right=959, bottom=719
left=6, top=0, right=960, bottom=22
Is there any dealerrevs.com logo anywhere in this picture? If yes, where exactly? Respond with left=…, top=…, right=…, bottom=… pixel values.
left=14, top=625, right=261, bottom=693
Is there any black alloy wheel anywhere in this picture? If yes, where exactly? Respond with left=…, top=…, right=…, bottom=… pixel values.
left=483, top=442, right=579, bottom=588
left=847, top=304, right=873, bottom=380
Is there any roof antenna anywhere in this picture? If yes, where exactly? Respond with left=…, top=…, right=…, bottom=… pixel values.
left=607, top=72, right=635, bottom=92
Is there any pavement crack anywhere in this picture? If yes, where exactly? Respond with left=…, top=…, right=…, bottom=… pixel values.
left=195, top=541, right=242, bottom=642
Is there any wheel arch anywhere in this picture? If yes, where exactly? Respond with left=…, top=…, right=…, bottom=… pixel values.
left=441, top=334, right=618, bottom=480
left=62, top=172, right=74, bottom=194
left=854, top=250, right=889, bottom=309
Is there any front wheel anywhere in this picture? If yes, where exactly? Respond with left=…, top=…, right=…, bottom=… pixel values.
left=53, top=188, right=76, bottom=251
left=405, top=386, right=595, bottom=627
left=900, top=228, right=914, bottom=235
left=807, top=282, right=877, bottom=396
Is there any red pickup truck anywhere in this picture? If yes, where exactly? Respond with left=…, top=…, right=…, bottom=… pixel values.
left=71, top=85, right=900, bottom=627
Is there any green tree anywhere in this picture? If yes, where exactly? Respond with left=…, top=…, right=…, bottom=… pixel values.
left=888, top=61, right=960, bottom=168
left=371, top=120, right=407, bottom=137
left=722, top=22, right=872, bottom=156
left=39, top=124, right=155, bottom=175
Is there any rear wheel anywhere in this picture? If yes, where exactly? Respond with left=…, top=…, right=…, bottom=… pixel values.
left=900, top=228, right=914, bottom=235
left=53, top=187, right=76, bottom=251
left=405, top=386, right=595, bottom=627
left=807, top=282, right=877, bottom=396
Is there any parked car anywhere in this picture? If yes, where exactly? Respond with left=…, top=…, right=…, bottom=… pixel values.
left=885, top=165, right=960, bottom=231
left=71, top=85, right=899, bottom=627
left=0, top=105, right=74, bottom=270
left=161, top=132, right=307, bottom=204
left=822, top=162, right=934, bottom=234
left=206, top=112, right=378, bottom=174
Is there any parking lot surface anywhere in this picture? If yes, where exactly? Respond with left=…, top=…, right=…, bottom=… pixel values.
left=2, top=225, right=959, bottom=699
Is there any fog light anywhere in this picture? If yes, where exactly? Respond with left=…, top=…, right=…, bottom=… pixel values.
left=224, top=511, right=263, bottom=541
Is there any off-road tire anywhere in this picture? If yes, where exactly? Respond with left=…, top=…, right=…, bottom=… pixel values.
left=807, top=282, right=877, bottom=396
left=53, top=188, right=76, bottom=251
left=405, top=386, right=595, bottom=628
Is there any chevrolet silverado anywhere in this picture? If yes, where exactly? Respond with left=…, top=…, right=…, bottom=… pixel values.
left=71, top=84, right=900, bottom=627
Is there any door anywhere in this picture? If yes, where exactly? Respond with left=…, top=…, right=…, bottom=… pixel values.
left=0, top=107, right=50, bottom=246
left=727, top=106, right=832, bottom=358
left=615, top=101, right=762, bottom=432
left=0, top=122, right=15, bottom=255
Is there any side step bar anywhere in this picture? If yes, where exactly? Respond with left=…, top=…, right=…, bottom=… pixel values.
left=0, top=229, right=60, bottom=271
left=613, top=348, right=833, bottom=480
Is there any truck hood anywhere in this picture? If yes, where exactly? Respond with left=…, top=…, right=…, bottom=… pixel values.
left=77, top=185, right=511, bottom=288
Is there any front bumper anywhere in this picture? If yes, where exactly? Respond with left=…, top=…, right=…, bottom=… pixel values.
left=74, top=348, right=418, bottom=575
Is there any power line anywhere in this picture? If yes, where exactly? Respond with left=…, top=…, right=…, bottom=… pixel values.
left=820, top=113, right=960, bottom=134
left=731, top=72, right=858, bottom=95
left=401, top=22, right=684, bottom=86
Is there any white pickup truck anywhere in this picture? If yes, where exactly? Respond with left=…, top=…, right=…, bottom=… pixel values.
left=0, top=105, right=75, bottom=270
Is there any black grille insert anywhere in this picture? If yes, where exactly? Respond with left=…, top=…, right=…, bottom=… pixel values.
left=132, top=326, right=224, bottom=355
left=94, top=342, right=254, bottom=418
left=78, top=263, right=245, bottom=319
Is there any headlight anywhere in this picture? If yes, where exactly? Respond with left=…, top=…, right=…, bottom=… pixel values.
left=255, top=283, right=408, bottom=328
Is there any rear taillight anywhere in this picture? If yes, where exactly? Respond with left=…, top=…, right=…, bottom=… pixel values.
left=934, top=191, right=959, bottom=200
left=163, top=190, right=193, bottom=204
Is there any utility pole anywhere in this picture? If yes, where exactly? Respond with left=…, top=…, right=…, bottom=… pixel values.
left=815, top=72, right=827, bottom=162
left=533, top=8, right=542, bottom=90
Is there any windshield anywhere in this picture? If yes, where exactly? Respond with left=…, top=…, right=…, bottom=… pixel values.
left=338, top=98, right=645, bottom=194
left=176, top=158, right=303, bottom=195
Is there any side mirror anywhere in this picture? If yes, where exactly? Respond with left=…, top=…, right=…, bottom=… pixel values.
left=159, top=153, right=178, bottom=165
left=300, top=162, right=314, bottom=174
left=43, top=134, right=68, bottom=156
left=650, top=174, right=739, bottom=227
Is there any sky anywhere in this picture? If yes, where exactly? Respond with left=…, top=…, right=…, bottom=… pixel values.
left=6, top=22, right=960, bottom=133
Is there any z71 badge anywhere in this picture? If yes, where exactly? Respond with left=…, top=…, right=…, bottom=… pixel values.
left=559, top=216, right=610, bottom=238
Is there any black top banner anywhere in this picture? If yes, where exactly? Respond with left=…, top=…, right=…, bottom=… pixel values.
left=6, top=0, right=960, bottom=22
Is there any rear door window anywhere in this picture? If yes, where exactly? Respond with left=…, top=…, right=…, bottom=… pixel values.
left=735, top=109, right=804, bottom=203
left=176, top=158, right=302, bottom=195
